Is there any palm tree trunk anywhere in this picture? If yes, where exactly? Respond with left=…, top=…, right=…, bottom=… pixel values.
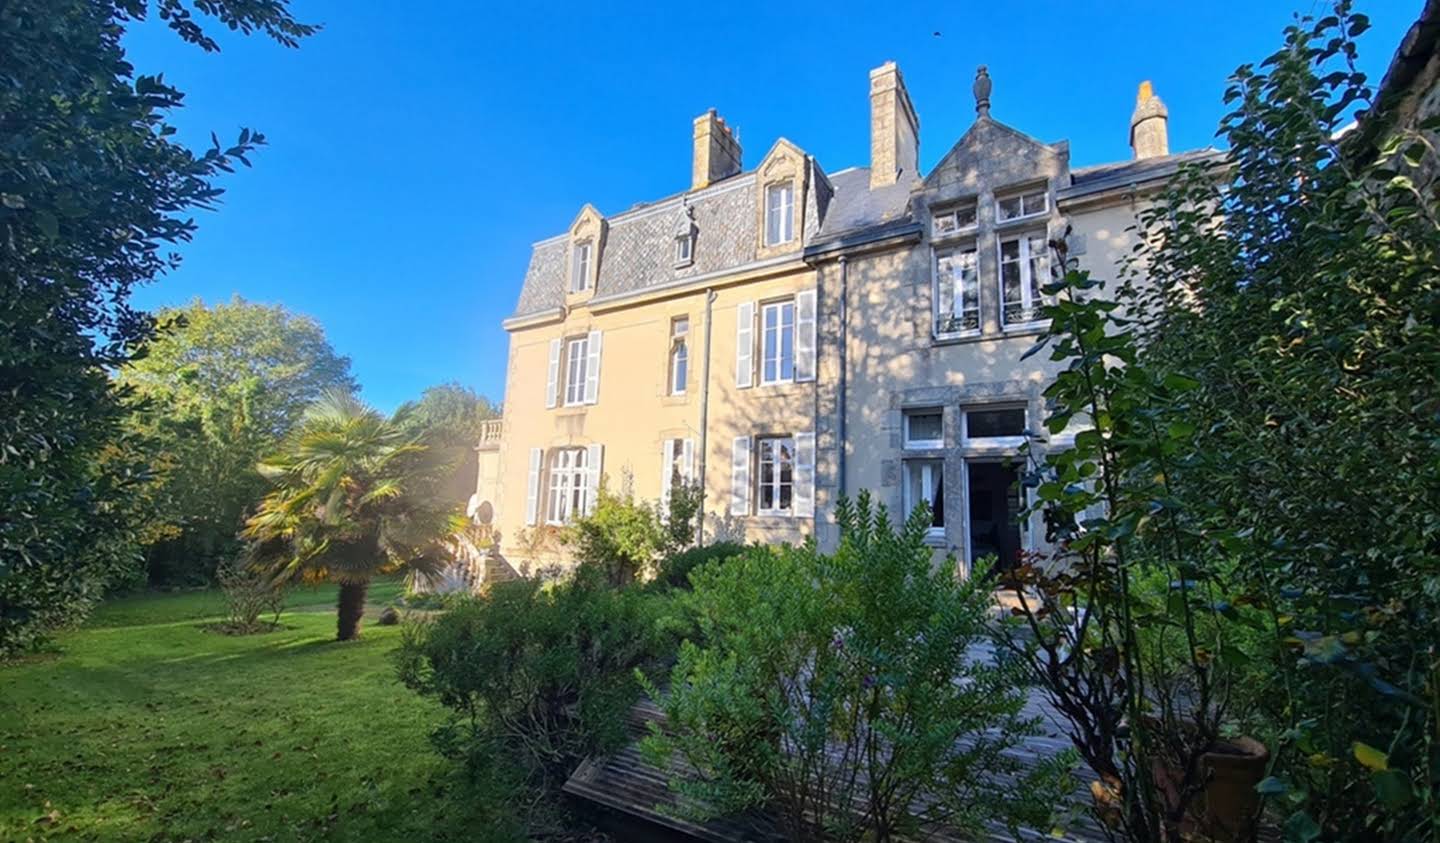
left=336, top=580, right=369, bottom=641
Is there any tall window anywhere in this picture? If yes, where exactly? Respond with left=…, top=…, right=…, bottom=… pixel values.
left=935, top=246, right=979, bottom=336
left=545, top=448, right=589, bottom=524
left=674, top=233, right=693, bottom=265
left=904, top=459, right=944, bottom=536
left=996, top=189, right=1047, bottom=223
left=765, top=182, right=794, bottom=246
left=571, top=241, right=592, bottom=293
left=761, top=300, right=795, bottom=384
left=999, top=234, right=1048, bottom=327
left=564, top=336, right=589, bottom=405
left=669, top=317, right=689, bottom=395
left=756, top=436, right=795, bottom=514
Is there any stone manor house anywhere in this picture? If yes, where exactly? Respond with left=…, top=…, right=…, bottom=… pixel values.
left=470, top=62, right=1221, bottom=576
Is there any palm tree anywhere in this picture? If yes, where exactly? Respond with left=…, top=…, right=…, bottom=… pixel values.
left=244, top=391, right=459, bottom=640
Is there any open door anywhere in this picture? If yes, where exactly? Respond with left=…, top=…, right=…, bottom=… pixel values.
left=965, top=460, right=1024, bottom=574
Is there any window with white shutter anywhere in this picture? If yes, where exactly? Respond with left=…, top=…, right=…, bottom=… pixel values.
left=525, top=448, right=543, bottom=525
left=735, top=301, right=754, bottom=388
left=794, top=431, right=815, bottom=518
left=795, top=289, right=816, bottom=382
left=584, top=444, right=603, bottom=515
left=730, top=436, right=751, bottom=516
left=545, top=339, right=561, bottom=409
left=584, top=329, right=602, bottom=404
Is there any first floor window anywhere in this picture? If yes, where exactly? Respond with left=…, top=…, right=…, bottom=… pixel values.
left=670, top=317, right=689, bottom=394
left=761, top=300, right=795, bottom=384
left=904, top=459, right=944, bottom=534
left=546, top=448, right=589, bottom=524
left=999, top=233, right=1048, bottom=327
left=935, top=246, right=979, bottom=335
left=765, top=182, right=794, bottom=245
left=756, top=436, right=795, bottom=514
left=564, top=336, right=588, bottom=405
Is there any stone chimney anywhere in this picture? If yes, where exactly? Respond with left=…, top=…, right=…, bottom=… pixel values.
left=692, top=109, right=743, bottom=190
left=869, top=61, right=919, bottom=189
left=1130, top=81, right=1169, bottom=160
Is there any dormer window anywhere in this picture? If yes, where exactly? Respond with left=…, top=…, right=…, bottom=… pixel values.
left=672, top=200, right=697, bottom=268
left=570, top=241, right=592, bottom=293
left=932, top=200, right=978, bottom=237
left=764, top=182, right=794, bottom=246
left=675, top=234, right=692, bottom=265
left=996, top=189, right=1047, bottom=223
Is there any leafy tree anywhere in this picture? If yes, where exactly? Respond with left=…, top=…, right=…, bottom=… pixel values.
left=643, top=494, right=1074, bottom=842
left=0, top=1, right=315, bottom=655
left=117, top=297, right=354, bottom=584
left=244, top=391, right=459, bottom=641
left=397, top=382, right=500, bottom=506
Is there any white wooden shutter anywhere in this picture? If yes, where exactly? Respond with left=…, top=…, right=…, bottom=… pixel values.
left=796, top=289, right=817, bottom=382
left=525, top=447, right=543, bottom=525
left=584, top=443, right=603, bottom=515
left=545, top=339, right=561, bottom=409
left=659, top=438, right=675, bottom=511
left=794, top=431, right=815, bottom=518
left=730, top=436, right=751, bottom=516
left=584, top=330, right=602, bottom=405
left=681, top=438, right=695, bottom=483
left=735, top=301, right=754, bottom=389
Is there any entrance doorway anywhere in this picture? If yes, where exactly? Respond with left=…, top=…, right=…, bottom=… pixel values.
left=966, top=460, right=1024, bottom=573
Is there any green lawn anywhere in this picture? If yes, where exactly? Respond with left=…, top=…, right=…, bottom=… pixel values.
left=0, top=582, right=480, bottom=842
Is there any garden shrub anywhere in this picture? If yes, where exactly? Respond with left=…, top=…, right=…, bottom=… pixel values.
left=655, top=541, right=746, bottom=590
left=642, top=493, right=1074, bottom=842
left=212, top=557, right=285, bottom=634
left=396, top=567, right=681, bottom=836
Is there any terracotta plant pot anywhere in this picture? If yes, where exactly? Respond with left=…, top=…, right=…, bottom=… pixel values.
left=1189, top=736, right=1269, bottom=842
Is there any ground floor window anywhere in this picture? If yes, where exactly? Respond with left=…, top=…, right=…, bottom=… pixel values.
left=903, top=459, right=944, bottom=536
left=756, top=436, right=794, bottom=515
left=546, top=447, right=589, bottom=524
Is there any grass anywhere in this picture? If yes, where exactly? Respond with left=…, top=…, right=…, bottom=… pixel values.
left=0, top=580, right=482, bottom=842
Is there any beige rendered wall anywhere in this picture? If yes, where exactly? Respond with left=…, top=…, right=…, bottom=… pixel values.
left=492, top=263, right=819, bottom=572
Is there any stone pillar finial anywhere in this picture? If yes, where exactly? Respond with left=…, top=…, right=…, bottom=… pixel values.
left=1129, top=80, right=1169, bottom=160
left=973, top=66, right=992, bottom=117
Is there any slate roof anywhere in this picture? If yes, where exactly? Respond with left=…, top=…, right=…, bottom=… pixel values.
left=508, top=143, right=1223, bottom=322
left=1060, top=147, right=1225, bottom=202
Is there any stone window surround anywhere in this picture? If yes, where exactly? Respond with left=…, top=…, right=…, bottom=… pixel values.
left=928, top=178, right=1057, bottom=345
left=884, top=381, right=1045, bottom=560
left=754, top=140, right=807, bottom=261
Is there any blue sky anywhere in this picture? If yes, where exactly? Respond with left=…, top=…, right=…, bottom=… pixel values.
left=122, top=1, right=1418, bottom=411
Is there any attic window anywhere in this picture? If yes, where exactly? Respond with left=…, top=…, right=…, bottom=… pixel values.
left=673, top=202, right=696, bottom=268
left=570, top=241, right=592, bottom=293
left=932, top=201, right=978, bottom=237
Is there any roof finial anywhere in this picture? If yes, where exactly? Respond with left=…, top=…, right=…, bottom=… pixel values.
left=973, top=65, right=992, bottom=118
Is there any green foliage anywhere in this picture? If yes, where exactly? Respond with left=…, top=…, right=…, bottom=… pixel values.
left=396, top=572, right=679, bottom=838
left=395, top=382, right=501, bottom=507
left=655, top=541, right=747, bottom=590
left=1123, top=7, right=1440, bottom=840
left=245, top=391, right=462, bottom=640
left=643, top=493, right=1074, bottom=842
left=117, top=297, right=354, bottom=585
left=0, top=0, right=313, bottom=657
left=566, top=484, right=665, bottom=586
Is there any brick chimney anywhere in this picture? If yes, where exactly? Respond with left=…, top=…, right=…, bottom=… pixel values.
left=1130, top=81, right=1169, bottom=160
left=692, top=109, right=743, bottom=190
left=869, top=61, right=919, bottom=189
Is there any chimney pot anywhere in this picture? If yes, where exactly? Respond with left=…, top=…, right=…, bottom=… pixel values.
left=692, top=109, right=743, bottom=190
